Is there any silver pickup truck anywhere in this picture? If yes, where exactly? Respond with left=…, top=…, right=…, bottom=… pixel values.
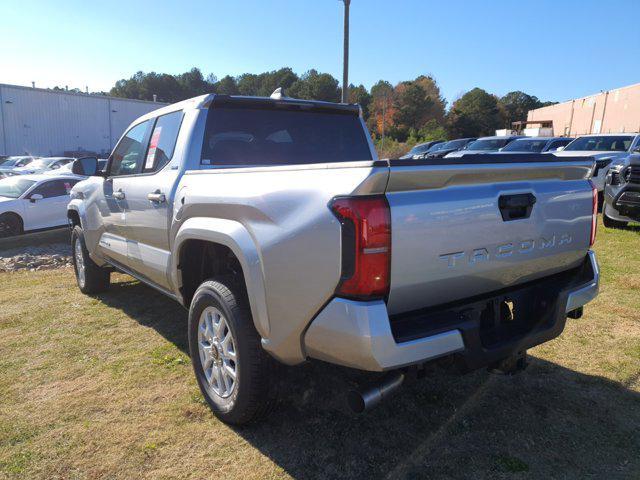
left=68, top=92, right=600, bottom=425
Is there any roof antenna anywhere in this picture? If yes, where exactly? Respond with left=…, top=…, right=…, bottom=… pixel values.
left=270, top=87, right=285, bottom=100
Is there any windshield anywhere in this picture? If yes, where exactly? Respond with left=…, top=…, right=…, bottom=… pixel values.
left=501, top=139, right=548, bottom=152
left=466, top=139, right=511, bottom=151
left=0, top=177, right=36, bottom=198
left=24, top=159, right=56, bottom=169
left=1, top=157, right=33, bottom=168
left=407, top=144, right=432, bottom=155
left=428, top=142, right=449, bottom=152
left=443, top=139, right=469, bottom=149
left=565, top=136, right=633, bottom=152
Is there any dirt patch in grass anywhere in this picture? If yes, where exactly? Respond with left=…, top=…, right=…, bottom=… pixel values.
left=0, top=221, right=639, bottom=479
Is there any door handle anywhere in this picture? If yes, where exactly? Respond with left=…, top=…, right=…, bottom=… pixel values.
left=113, top=189, right=125, bottom=200
left=147, top=191, right=166, bottom=203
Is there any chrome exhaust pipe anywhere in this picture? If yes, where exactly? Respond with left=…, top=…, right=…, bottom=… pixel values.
left=347, top=371, right=405, bottom=413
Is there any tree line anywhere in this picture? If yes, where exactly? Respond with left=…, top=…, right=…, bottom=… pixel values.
left=109, top=67, right=555, bottom=151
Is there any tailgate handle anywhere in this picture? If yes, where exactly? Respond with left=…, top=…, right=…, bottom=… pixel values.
left=498, top=193, right=536, bottom=221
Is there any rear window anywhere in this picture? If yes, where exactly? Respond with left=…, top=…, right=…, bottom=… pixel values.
left=201, top=107, right=372, bottom=166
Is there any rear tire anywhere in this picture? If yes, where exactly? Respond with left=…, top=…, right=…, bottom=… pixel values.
left=603, top=205, right=628, bottom=229
left=188, top=279, right=278, bottom=425
left=71, top=225, right=110, bottom=294
left=0, top=213, right=23, bottom=238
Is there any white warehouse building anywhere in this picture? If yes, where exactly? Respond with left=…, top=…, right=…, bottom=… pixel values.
left=0, top=83, right=166, bottom=157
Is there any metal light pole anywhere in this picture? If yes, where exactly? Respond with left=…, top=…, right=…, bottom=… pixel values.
left=341, top=0, right=350, bottom=103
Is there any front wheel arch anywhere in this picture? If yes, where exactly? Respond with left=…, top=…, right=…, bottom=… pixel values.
left=0, top=212, right=24, bottom=237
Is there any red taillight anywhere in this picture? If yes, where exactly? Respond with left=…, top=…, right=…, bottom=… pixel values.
left=590, top=180, right=598, bottom=247
left=330, top=196, right=391, bottom=299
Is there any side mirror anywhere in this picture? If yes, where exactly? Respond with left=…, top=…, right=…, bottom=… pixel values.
left=72, top=157, right=99, bottom=176
left=632, top=145, right=640, bottom=153
left=555, top=146, right=565, bottom=152
left=29, top=193, right=43, bottom=203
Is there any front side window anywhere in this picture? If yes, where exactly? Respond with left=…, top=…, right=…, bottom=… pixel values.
left=201, top=106, right=372, bottom=166
left=109, top=120, right=151, bottom=176
left=143, top=111, right=183, bottom=173
left=30, top=179, right=78, bottom=198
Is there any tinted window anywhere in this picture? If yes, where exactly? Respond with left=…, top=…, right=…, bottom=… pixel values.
left=444, top=139, right=470, bottom=149
left=109, top=120, right=151, bottom=176
left=547, top=139, right=572, bottom=151
left=30, top=179, right=79, bottom=198
left=201, top=107, right=372, bottom=166
left=143, top=111, right=183, bottom=173
left=408, top=144, right=432, bottom=155
left=501, top=139, right=548, bottom=152
left=565, top=136, right=633, bottom=152
left=466, top=139, right=511, bottom=151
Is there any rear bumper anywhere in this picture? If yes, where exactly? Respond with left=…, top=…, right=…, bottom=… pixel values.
left=304, top=251, right=599, bottom=372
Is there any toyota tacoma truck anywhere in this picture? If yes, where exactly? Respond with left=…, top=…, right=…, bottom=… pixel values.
left=67, top=91, right=600, bottom=425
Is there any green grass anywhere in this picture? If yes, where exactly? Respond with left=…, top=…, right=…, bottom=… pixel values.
left=0, top=220, right=639, bottom=479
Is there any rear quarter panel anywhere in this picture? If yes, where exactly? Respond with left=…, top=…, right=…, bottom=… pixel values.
left=174, top=163, right=388, bottom=364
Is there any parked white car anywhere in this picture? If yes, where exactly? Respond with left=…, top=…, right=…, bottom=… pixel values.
left=7, top=157, right=75, bottom=176
left=553, top=133, right=640, bottom=193
left=0, top=174, right=83, bottom=237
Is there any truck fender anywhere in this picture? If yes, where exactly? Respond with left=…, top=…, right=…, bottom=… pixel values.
left=171, top=217, right=270, bottom=338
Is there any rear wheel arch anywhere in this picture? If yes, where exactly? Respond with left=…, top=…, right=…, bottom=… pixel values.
left=173, top=220, right=270, bottom=339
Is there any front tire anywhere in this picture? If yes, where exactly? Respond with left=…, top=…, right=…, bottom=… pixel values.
left=188, top=279, right=278, bottom=425
left=71, top=226, right=110, bottom=294
left=0, top=213, right=23, bottom=238
left=603, top=205, right=628, bottom=229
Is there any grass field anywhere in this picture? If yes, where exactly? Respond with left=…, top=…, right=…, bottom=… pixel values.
left=1, top=221, right=639, bottom=479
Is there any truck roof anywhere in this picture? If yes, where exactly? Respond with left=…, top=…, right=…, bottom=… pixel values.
left=137, top=93, right=360, bottom=125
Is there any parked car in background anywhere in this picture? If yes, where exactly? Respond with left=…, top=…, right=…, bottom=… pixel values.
left=495, top=137, right=573, bottom=154
left=68, top=93, right=599, bottom=425
left=444, top=136, right=524, bottom=157
left=399, top=140, right=445, bottom=159
left=602, top=154, right=640, bottom=228
left=0, top=174, right=83, bottom=237
left=553, top=134, right=640, bottom=195
left=7, top=157, right=75, bottom=176
left=0, top=156, right=38, bottom=178
left=425, top=138, right=477, bottom=158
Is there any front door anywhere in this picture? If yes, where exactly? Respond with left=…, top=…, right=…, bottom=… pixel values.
left=98, top=119, right=152, bottom=266
left=115, top=110, right=184, bottom=288
left=23, top=179, right=79, bottom=230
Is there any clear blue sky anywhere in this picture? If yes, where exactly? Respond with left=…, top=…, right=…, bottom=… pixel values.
left=3, top=0, right=639, bottom=105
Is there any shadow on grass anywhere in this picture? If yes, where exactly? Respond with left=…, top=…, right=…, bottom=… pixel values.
left=96, top=277, right=640, bottom=479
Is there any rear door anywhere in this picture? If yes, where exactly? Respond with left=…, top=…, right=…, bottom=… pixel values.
left=385, top=155, right=594, bottom=315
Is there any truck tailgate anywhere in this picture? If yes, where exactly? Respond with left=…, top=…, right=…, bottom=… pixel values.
left=385, top=155, right=594, bottom=315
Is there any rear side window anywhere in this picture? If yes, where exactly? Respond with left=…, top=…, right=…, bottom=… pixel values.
left=144, top=111, right=184, bottom=173
left=201, top=107, right=372, bottom=166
